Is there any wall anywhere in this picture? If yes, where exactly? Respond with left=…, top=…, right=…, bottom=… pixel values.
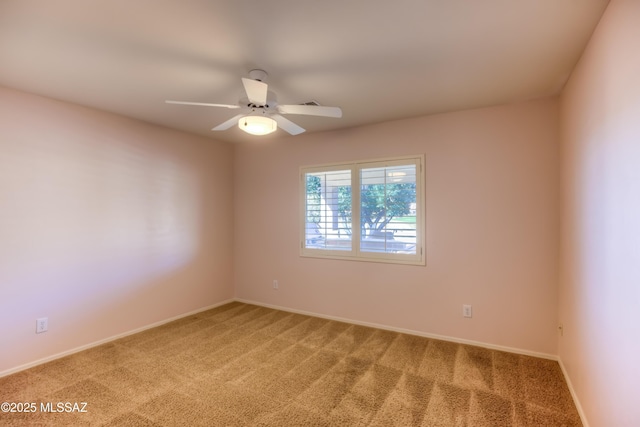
left=0, top=87, right=234, bottom=374
left=558, top=0, right=640, bottom=425
left=234, top=97, right=560, bottom=356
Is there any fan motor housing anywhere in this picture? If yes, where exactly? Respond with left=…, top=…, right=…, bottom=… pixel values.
left=242, top=90, right=278, bottom=110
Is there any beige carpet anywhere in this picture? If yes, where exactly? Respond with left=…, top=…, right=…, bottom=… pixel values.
left=0, top=302, right=581, bottom=426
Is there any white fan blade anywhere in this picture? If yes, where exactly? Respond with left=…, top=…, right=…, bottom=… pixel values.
left=166, top=100, right=240, bottom=109
left=277, top=104, right=342, bottom=118
left=212, top=114, right=244, bottom=131
left=241, top=78, right=268, bottom=105
left=272, top=114, right=305, bottom=135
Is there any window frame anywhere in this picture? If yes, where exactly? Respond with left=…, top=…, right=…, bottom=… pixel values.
left=300, top=154, right=425, bottom=266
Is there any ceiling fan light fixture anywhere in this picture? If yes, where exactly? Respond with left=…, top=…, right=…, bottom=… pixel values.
left=238, top=115, right=277, bottom=135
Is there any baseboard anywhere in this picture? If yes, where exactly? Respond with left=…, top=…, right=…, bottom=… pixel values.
left=0, top=298, right=235, bottom=378
left=558, top=357, right=589, bottom=427
left=235, top=298, right=558, bottom=361
left=2, top=297, right=560, bottom=379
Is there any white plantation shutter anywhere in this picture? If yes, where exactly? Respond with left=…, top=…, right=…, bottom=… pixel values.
left=359, top=162, right=418, bottom=256
left=301, top=156, right=424, bottom=265
left=304, top=168, right=353, bottom=253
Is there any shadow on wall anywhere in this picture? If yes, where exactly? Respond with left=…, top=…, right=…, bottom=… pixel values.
left=0, top=136, right=203, bottom=369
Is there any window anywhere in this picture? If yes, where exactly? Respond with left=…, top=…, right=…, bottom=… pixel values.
left=301, top=155, right=424, bottom=265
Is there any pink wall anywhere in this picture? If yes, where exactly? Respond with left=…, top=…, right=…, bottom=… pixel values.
left=0, top=87, right=234, bottom=374
left=234, top=98, right=560, bottom=356
left=559, top=1, right=640, bottom=425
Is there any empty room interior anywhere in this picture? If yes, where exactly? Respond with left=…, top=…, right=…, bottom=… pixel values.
left=0, top=1, right=638, bottom=426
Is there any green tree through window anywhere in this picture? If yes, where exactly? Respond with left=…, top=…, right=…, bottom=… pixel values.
left=358, top=183, right=415, bottom=237
left=306, top=175, right=321, bottom=225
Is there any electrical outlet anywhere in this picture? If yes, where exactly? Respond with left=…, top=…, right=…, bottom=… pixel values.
left=462, top=305, right=472, bottom=318
left=273, top=280, right=279, bottom=290
left=36, top=317, right=48, bottom=334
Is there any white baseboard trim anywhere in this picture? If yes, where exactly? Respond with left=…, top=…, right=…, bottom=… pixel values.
left=0, top=298, right=235, bottom=378
left=235, top=298, right=558, bottom=361
left=558, top=357, right=589, bottom=427
left=2, top=297, right=560, bottom=380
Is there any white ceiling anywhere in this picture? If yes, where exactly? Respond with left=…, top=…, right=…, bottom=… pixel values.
left=0, top=0, right=609, bottom=144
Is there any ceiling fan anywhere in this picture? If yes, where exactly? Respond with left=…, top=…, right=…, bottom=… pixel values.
left=166, top=69, right=342, bottom=136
